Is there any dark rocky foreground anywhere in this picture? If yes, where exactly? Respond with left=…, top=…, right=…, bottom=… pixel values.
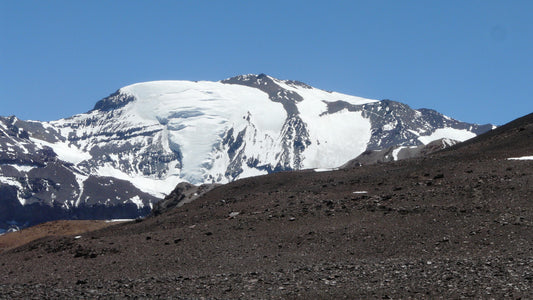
left=0, top=113, right=532, bottom=298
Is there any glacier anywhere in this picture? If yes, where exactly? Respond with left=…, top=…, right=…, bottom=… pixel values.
left=44, top=75, right=381, bottom=195
left=0, top=74, right=494, bottom=229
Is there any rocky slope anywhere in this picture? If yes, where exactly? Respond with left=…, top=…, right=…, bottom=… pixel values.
left=0, top=113, right=530, bottom=298
left=0, top=116, right=156, bottom=230
left=342, top=138, right=460, bottom=166
left=0, top=74, right=492, bottom=229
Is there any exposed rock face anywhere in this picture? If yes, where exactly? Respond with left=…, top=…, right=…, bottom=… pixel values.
left=342, top=138, right=460, bottom=167
left=150, top=182, right=219, bottom=216
left=0, top=116, right=158, bottom=229
left=323, top=99, right=492, bottom=150
left=0, top=74, right=492, bottom=229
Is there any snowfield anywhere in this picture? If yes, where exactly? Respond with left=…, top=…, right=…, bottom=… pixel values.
left=417, top=128, right=476, bottom=145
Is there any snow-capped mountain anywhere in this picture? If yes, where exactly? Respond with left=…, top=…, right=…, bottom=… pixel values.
left=0, top=115, right=158, bottom=229
left=0, top=74, right=493, bottom=228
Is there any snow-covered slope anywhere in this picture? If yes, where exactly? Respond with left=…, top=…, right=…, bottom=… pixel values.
left=0, top=74, right=493, bottom=229
left=46, top=75, right=383, bottom=194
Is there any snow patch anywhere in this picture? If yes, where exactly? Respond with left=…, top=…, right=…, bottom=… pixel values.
left=30, top=138, right=92, bottom=165
left=314, top=168, right=338, bottom=172
left=301, top=109, right=372, bottom=169
left=105, top=219, right=135, bottom=223
left=0, top=176, right=23, bottom=190
left=418, top=128, right=476, bottom=145
left=382, top=122, right=396, bottom=131
left=507, top=155, right=533, bottom=161
left=128, top=195, right=144, bottom=209
left=96, top=164, right=180, bottom=197
left=392, top=147, right=403, bottom=161
left=5, top=164, right=37, bottom=172
left=73, top=173, right=88, bottom=207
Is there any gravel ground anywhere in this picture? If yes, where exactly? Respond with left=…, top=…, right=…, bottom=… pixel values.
left=1, top=113, right=532, bottom=299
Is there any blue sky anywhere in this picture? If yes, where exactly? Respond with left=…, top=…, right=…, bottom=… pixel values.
left=1, top=1, right=532, bottom=125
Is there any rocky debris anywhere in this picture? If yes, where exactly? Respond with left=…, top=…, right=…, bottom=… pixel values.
left=150, top=183, right=219, bottom=216
left=342, top=138, right=459, bottom=167
left=0, top=113, right=531, bottom=298
left=228, top=212, right=240, bottom=219
left=0, top=256, right=532, bottom=298
left=0, top=220, right=126, bottom=253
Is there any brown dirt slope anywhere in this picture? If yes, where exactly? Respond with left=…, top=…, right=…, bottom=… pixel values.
left=0, top=113, right=532, bottom=298
left=0, top=220, right=128, bottom=253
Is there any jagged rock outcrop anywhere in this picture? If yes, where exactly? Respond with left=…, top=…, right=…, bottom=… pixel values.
left=342, top=138, right=460, bottom=167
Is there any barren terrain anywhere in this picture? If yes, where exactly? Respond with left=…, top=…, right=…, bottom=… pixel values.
left=0, top=113, right=532, bottom=298
left=0, top=220, right=128, bottom=253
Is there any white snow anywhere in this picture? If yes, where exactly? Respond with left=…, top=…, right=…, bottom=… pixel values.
left=5, top=164, right=36, bottom=172
left=30, top=138, right=92, bottom=165
left=120, top=80, right=287, bottom=183
left=383, top=122, right=396, bottom=131
left=418, top=128, right=476, bottom=145
left=274, top=77, right=378, bottom=107
left=314, top=168, right=339, bottom=172
left=105, top=219, right=135, bottom=223
left=507, top=155, right=533, bottom=161
left=408, top=129, right=420, bottom=136
left=12, top=77, right=380, bottom=197
left=300, top=109, right=372, bottom=169
left=352, top=191, right=368, bottom=194
left=392, top=147, right=403, bottom=161
left=0, top=176, right=23, bottom=189
left=80, top=78, right=377, bottom=186
left=73, top=172, right=88, bottom=207
left=96, top=164, right=180, bottom=197
left=391, top=146, right=419, bottom=161
left=228, top=212, right=240, bottom=218
left=266, top=77, right=376, bottom=169
left=128, top=195, right=144, bottom=209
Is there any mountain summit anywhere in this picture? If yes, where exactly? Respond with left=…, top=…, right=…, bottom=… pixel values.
left=0, top=74, right=492, bottom=229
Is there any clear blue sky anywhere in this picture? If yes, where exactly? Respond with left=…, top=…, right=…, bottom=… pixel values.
left=1, top=1, right=532, bottom=125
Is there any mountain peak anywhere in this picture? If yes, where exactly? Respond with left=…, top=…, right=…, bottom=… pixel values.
left=92, top=90, right=136, bottom=112
left=221, top=73, right=273, bottom=84
left=221, top=74, right=312, bottom=89
left=1, top=74, right=495, bottom=231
